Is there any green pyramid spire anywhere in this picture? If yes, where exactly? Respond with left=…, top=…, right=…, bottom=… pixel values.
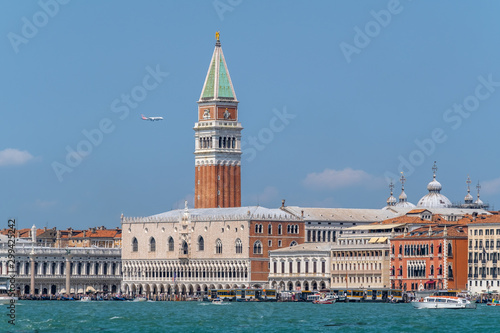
left=199, top=34, right=237, bottom=101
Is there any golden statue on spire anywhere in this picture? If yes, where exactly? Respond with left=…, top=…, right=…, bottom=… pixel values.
left=216, top=31, right=220, bottom=41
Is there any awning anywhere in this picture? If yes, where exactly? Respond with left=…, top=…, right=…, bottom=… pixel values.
left=86, top=286, right=96, bottom=293
left=425, top=280, right=435, bottom=285
left=368, top=238, right=379, bottom=244
left=377, top=237, right=388, bottom=243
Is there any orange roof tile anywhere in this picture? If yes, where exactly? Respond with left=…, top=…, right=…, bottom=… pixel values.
left=467, top=215, right=500, bottom=224
left=394, top=225, right=468, bottom=239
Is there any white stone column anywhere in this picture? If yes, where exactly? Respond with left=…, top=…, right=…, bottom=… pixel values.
left=65, top=256, right=71, bottom=295
left=30, top=255, right=35, bottom=295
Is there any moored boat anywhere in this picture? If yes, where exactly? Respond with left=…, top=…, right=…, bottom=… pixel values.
left=133, top=297, right=147, bottom=302
left=412, top=296, right=476, bottom=309
left=313, top=293, right=337, bottom=304
left=486, top=300, right=500, bottom=306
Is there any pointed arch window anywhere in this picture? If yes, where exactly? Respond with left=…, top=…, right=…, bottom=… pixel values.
left=235, top=238, right=242, bottom=254
left=168, top=237, right=174, bottom=252
left=253, top=240, right=263, bottom=254
left=132, top=237, right=138, bottom=252
left=150, top=237, right=156, bottom=252
left=268, top=224, right=272, bottom=235
left=278, top=224, right=282, bottom=235
left=198, top=236, right=204, bottom=251
left=182, top=241, right=188, bottom=255
left=216, top=239, right=223, bottom=254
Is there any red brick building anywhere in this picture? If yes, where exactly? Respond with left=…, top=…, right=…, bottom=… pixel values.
left=249, top=220, right=304, bottom=282
left=390, top=224, right=469, bottom=291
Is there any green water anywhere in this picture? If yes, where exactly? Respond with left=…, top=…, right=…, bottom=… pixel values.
left=1, top=301, right=497, bottom=332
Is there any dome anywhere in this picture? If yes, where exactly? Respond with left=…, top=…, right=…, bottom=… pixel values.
left=387, top=195, right=396, bottom=205
left=464, top=192, right=473, bottom=203
left=417, top=193, right=452, bottom=208
left=475, top=198, right=484, bottom=206
left=396, top=190, right=415, bottom=207
left=417, top=162, right=452, bottom=208
left=395, top=200, right=416, bottom=208
left=427, top=179, right=442, bottom=192
left=399, top=191, right=407, bottom=201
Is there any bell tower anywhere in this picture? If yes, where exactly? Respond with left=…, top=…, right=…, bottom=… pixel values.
left=194, top=32, right=242, bottom=208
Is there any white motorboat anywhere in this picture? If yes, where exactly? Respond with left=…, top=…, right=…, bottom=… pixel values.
left=80, top=296, right=92, bottom=302
left=133, top=297, right=147, bottom=302
left=412, top=296, right=476, bottom=309
left=212, top=297, right=224, bottom=304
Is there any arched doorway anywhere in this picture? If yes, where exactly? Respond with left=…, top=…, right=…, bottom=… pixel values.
left=51, top=285, right=57, bottom=295
left=24, top=285, right=30, bottom=294
left=42, top=288, right=48, bottom=295
left=303, top=282, right=309, bottom=291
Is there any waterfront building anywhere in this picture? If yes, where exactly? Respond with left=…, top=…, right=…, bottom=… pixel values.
left=1, top=226, right=122, bottom=249
left=330, top=226, right=393, bottom=290
left=121, top=205, right=303, bottom=296
left=0, top=225, right=122, bottom=296
left=268, top=242, right=331, bottom=292
left=390, top=223, right=469, bottom=292
left=282, top=204, right=399, bottom=243
left=467, top=214, right=500, bottom=294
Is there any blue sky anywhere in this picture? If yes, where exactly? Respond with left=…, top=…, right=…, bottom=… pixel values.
left=2, top=0, right=500, bottom=230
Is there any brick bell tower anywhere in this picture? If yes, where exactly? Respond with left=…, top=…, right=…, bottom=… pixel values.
left=194, top=32, right=242, bottom=208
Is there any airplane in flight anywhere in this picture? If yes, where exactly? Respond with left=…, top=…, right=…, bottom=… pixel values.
left=141, top=114, right=163, bottom=121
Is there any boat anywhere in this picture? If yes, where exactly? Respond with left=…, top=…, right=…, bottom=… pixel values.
left=113, top=296, right=127, bottom=301
left=313, top=293, right=337, bottom=304
left=133, top=297, right=147, bottom=302
left=212, top=297, right=224, bottom=304
left=80, top=296, right=92, bottom=302
left=0, top=277, right=17, bottom=304
left=486, top=300, right=500, bottom=306
left=0, top=294, right=17, bottom=304
left=412, top=296, right=476, bottom=309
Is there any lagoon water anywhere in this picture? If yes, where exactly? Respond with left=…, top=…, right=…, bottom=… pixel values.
left=2, top=301, right=497, bottom=332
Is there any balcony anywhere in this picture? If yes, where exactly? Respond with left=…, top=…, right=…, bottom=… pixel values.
left=437, top=275, right=443, bottom=279
left=398, top=254, right=402, bottom=259
left=390, top=254, right=395, bottom=259
left=438, top=254, right=442, bottom=258
left=428, top=275, right=434, bottom=279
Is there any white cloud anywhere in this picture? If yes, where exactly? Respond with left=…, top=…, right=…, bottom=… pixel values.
left=303, top=168, right=385, bottom=190
left=247, top=186, right=280, bottom=206
left=0, top=148, right=34, bottom=166
left=481, top=177, right=500, bottom=195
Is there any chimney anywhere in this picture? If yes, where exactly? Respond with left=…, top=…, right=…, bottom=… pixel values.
left=301, top=210, right=304, bottom=218
left=281, top=199, right=285, bottom=208
left=83, top=230, right=86, bottom=238
left=44, top=227, right=47, bottom=232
